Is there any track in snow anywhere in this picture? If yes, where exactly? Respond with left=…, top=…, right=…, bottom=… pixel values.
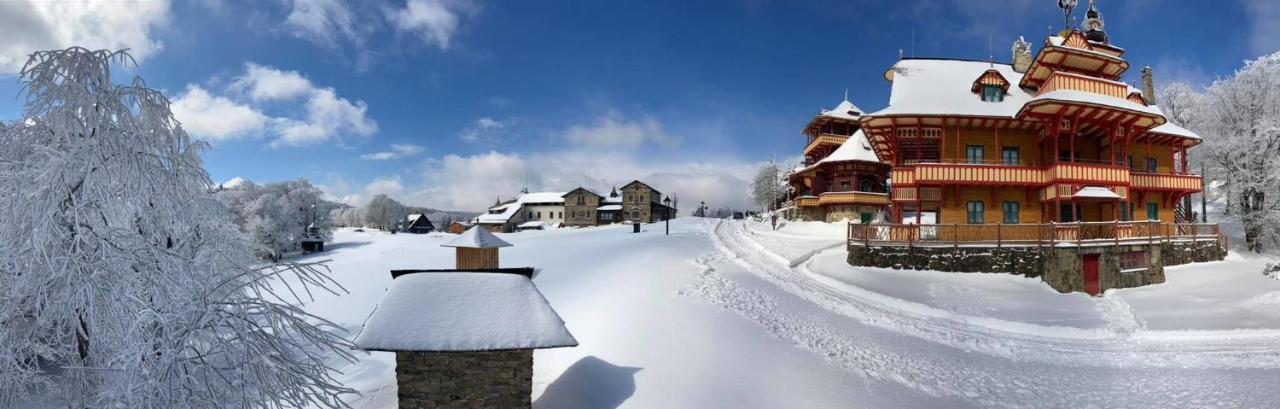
left=683, top=218, right=1280, bottom=408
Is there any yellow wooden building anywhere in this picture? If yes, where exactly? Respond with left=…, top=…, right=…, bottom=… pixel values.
left=788, top=99, right=891, bottom=222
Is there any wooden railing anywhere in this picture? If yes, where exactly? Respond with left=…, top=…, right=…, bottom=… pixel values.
left=795, top=196, right=819, bottom=208
left=1037, top=71, right=1129, bottom=99
left=848, top=221, right=1222, bottom=249
left=803, top=134, right=849, bottom=156
left=818, top=191, right=889, bottom=206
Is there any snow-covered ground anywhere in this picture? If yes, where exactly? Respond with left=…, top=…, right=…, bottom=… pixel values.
left=297, top=218, right=1280, bottom=408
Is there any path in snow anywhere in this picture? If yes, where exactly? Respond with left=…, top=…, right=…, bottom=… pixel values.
left=687, top=218, right=1280, bottom=407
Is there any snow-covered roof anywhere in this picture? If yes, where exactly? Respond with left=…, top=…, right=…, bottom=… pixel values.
left=820, top=99, right=862, bottom=120
left=1147, top=122, right=1201, bottom=141
left=1073, top=186, right=1122, bottom=199
left=477, top=191, right=567, bottom=224
left=818, top=130, right=880, bottom=164
left=442, top=226, right=511, bottom=248
left=518, top=221, right=547, bottom=229
left=1028, top=89, right=1162, bottom=117
left=597, top=204, right=622, bottom=211
left=868, top=59, right=1035, bottom=118
left=406, top=213, right=423, bottom=222
left=601, top=195, right=622, bottom=204
left=353, top=272, right=577, bottom=352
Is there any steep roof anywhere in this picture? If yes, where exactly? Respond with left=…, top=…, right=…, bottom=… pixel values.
left=867, top=59, right=1035, bottom=118
left=442, top=226, right=512, bottom=248
left=818, top=130, right=881, bottom=164
left=820, top=99, right=862, bottom=121
left=621, top=180, right=656, bottom=192
left=353, top=272, right=577, bottom=352
left=562, top=187, right=603, bottom=199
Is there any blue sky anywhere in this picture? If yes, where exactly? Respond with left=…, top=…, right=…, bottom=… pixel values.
left=0, top=0, right=1275, bottom=211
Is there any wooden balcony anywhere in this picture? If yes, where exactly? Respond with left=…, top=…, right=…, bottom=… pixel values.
left=890, top=187, right=941, bottom=202
left=848, top=221, right=1223, bottom=248
left=795, top=196, right=819, bottom=208
left=818, top=191, right=889, bottom=206
left=803, top=134, right=849, bottom=157
left=1045, top=162, right=1129, bottom=185
left=893, top=162, right=1133, bottom=188
left=1036, top=71, right=1128, bottom=99
left=1131, top=172, right=1203, bottom=192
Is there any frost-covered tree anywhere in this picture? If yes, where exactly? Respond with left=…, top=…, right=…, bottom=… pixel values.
left=1164, top=52, right=1280, bottom=252
left=216, top=179, right=336, bottom=260
left=0, top=48, right=353, bottom=407
left=363, top=193, right=407, bottom=230
left=750, top=161, right=782, bottom=212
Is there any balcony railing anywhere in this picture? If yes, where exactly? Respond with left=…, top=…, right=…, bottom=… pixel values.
left=1036, top=71, right=1129, bottom=99
left=803, top=134, right=849, bottom=157
left=795, top=196, right=819, bottom=208
left=848, top=221, right=1223, bottom=249
left=818, top=191, right=889, bottom=206
left=1130, top=172, right=1203, bottom=192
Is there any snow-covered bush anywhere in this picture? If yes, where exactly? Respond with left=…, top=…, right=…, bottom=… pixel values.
left=0, top=48, right=353, bottom=407
left=216, top=179, right=337, bottom=260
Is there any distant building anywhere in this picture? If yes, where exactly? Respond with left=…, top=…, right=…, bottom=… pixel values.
left=398, top=214, right=435, bottom=234
left=596, top=187, right=623, bottom=224
left=445, top=221, right=472, bottom=234
left=620, top=180, right=675, bottom=223
left=476, top=192, right=565, bottom=233
left=562, top=187, right=603, bottom=228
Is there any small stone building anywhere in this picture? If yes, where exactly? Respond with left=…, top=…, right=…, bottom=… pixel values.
left=354, top=227, right=578, bottom=408
left=562, top=187, right=603, bottom=228
left=620, top=180, right=676, bottom=224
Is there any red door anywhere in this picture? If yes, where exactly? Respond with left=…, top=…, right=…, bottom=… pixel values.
left=1083, top=254, right=1100, bottom=295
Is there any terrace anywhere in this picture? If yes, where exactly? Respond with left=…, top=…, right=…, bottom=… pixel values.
left=848, top=221, right=1225, bottom=249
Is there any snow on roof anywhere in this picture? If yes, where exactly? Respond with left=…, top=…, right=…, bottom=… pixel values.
left=596, top=204, right=622, bottom=211
left=818, top=130, right=881, bottom=164
left=1029, top=89, right=1162, bottom=117
left=1073, top=186, right=1122, bottom=199
left=353, top=272, right=577, bottom=352
left=442, top=226, right=512, bottom=248
left=867, top=59, right=1035, bottom=118
left=1148, top=121, right=1201, bottom=141
left=601, top=195, right=622, bottom=204
left=820, top=99, right=862, bottom=120
left=477, top=191, right=567, bottom=224
left=406, top=213, right=423, bottom=222
left=518, top=221, right=547, bottom=229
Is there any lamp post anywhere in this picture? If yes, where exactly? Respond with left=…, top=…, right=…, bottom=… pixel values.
left=663, top=196, right=672, bottom=235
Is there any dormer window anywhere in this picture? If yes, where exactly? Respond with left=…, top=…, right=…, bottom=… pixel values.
left=971, top=69, right=1010, bottom=103
left=981, top=84, right=1004, bottom=102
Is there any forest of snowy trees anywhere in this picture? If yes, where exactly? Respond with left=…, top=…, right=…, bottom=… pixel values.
left=0, top=48, right=354, bottom=407
left=1161, top=51, right=1280, bottom=253
left=214, top=179, right=339, bottom=260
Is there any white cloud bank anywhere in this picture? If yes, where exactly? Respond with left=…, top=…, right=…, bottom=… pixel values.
left=0, top=0, right=170, bottom=74
left=172, top=63, right=377, bottom=146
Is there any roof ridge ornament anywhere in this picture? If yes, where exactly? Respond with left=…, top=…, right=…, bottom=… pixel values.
left=1083, top=0, right=1107, bottom=43
left=1058, top=0, right=1078, bottom=32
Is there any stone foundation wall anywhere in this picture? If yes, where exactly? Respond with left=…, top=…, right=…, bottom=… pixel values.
left=395, top=349, right=533, bottom=408
left=1162, top=240, right=1226, bottom=266
left=849, top=239, right=1226, bottom=294
left=847, top=245, right=1045, bottom=276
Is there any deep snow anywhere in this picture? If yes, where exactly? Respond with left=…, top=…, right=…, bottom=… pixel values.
left=296, top=218, right=1280, bottom=408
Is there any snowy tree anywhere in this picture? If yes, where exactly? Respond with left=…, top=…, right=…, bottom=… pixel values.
left=749, top=161, right=782, bottom=212
left=1164, top=52, right=1280, bottom=252
left=216, top=179, right=336, bottom=260
left=0, top=48, right=353, bottom=407
left=363, top=193, right=408, bottom=230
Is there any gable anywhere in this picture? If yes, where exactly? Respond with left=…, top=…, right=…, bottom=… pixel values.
left=970, top=69, right=1010, bottom=94
left=562, top=187, right=602, bottom=199
left=1062, top=31, right=1092, bottom=50
left=1126, top=91, right=1148, bottom=106
left=621, top=180, right=654, bottom=192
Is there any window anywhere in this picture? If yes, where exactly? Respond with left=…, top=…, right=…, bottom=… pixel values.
left=558, top=212, right=562, bottom=219
left=966, top=145, right=984, bottom=164
left=537, top=211, right=542, bottom=218
left=527, top=212, right=532, bottom=218
left=966, top=201, right=985, bottom=224
left=981, top=84, right=1004, bottom=102
left=1001, top=147, right=1020, bottom=166
left=1120, top=251, right=1147, bottom=271
left=840, top=181, right=851, bottom=190
left=1002, top=201, right=1020, bottom=224
left=1127, top=155, right=1134, bottom=170
left=1146, top=202, right=1159, bottom=221
left=576, top=195, right=585, bottom=205
left=1145, top=157, right=1158, bottom=173
left=860, top=180, right=873, bottom=192
left=1119, top=202, right=1130, bottom=221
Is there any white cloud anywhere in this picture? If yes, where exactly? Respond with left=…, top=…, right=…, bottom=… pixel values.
left=175, top=63, right=377, bottom=146
left=231, top=63, right=314, bottom=101
left=285, top=0, right=363, bottom=48
left=220, top=176, right=246, bottom=188
left=1243, top=0, right=1280, bottom=56
left=0, top=0, right=170, bottom=74
left=385, top=0, right=479, bottom=50
left=362, top=143, right=426, bottom=160
left=171, top=85, right=268, bottom=141
left=364, top=176, right=406, bottom=196
left=563, top=114, right=682, bottom=150
left=459, top=116, right=519, bottom=145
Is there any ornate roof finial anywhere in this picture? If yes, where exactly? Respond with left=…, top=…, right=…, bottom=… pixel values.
left=843, top=88, right=849, bottom=102
left=1058, top=0, right=1078, bottom=32
left=1083, top=0, right=1107, bottom=43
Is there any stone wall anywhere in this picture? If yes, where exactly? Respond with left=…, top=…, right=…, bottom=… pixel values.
left=1162, top=240, right=1225, bottom=266
left=1040, top=244, right=1164, bottom=293
left=847, top=245, right=1045, bottom=276
left=395, top=349, right=533, bottom=408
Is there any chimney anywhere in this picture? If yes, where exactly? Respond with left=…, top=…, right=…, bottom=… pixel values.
left=1012, top=36, right=1032, bottom=73
left=443, top=226, right=512, bottom=269
left=1141, top=66, right=1157, bottom=105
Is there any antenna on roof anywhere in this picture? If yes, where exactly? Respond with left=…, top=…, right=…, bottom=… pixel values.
left=898, top=49, right=903, bottom=60
left=910, top=29, right=915, bottom=58
left=988, top=33, right=994, bottom=67
left=843, top=88, right=849, bottom=102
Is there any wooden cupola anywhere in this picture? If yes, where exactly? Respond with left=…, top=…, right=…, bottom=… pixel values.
left=442, top=226, right=512, bottom=269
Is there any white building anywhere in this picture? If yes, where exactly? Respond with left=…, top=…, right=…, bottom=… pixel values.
left=475, top=191, right=566, bottom=233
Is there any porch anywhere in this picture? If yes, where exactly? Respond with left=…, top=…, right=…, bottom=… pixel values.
left=848, top=221, right=1225, bottom=249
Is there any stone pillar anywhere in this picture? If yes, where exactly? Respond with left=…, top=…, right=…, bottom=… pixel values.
left=1141, top=66, right=1156, bottom=105
left=396, top=350, right=534, bottom=408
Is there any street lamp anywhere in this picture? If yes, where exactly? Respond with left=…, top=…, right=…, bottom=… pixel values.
left=699, top=201, right=706, bottom=217
left=663, top=196, right=672, bottom=235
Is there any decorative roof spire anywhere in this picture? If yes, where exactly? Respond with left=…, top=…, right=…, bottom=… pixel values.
left=1058, top=0, right=1078, bottom=32
left=1083, top=0, right=1107, bottom=43
left=843, top=88, right=849, bottom=102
